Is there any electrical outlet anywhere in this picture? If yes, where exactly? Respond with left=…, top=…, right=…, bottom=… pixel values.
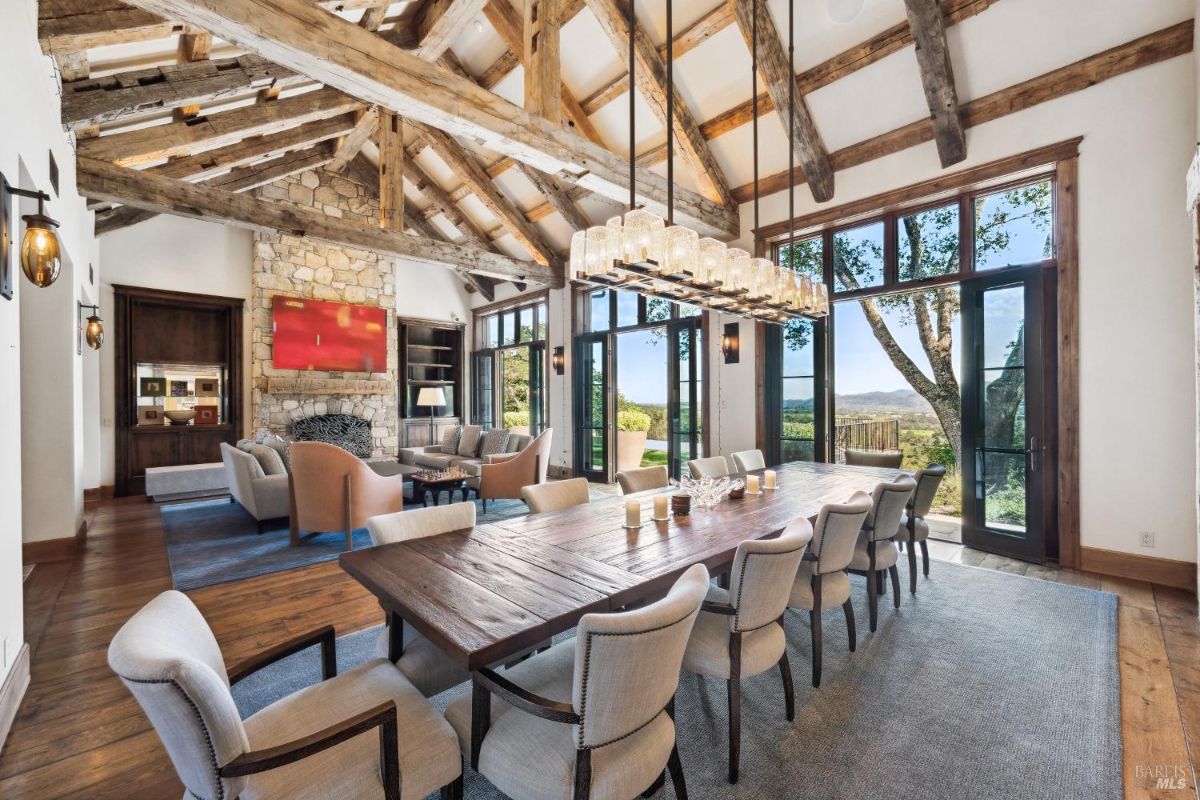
left=1140, top=531, right=1155, bottom=548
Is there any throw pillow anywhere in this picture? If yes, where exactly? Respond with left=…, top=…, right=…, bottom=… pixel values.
left=458, top=425, right=483, bottom=457
left=479, top=428, right=510, bottom=457
left=247, top=443, right=287, bottom=476
left=256, top=432, right=292, bottom=472
left=441, top=425, right=463, bottom=455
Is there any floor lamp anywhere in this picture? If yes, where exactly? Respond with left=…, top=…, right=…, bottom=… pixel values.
left=416, top=386, right=446, bottom=445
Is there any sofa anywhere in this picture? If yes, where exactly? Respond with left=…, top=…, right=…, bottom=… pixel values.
left=220, top=442, right=290, bottom=532
left=399, top=425, right=534, bottom=482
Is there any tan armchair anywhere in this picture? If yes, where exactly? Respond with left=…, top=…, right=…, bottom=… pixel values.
left=473, top=428, right=553, bottom=512
left=289, top=441, right=406, bottom=550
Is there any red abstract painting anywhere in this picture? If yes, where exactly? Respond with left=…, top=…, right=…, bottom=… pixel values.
left=272, top=296, right=387, bottom=373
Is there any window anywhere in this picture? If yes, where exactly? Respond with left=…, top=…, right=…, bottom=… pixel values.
left=974, top=181, right=1054, bottom=270
left=472, top=297, right=549, bottom=434
left=833, top=222, right=885, bottom=293
left=615, top=290, right=639, bottom=328
left=587, top=289, right=610, bottom=332
left=779, top=235, right=823, bottom=283
left=898, top=202, right=960, bottom=282
left=780, top=320, right=817, bottom=462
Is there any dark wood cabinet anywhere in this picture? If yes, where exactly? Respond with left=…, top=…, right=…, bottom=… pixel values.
left=399, top=318, right=464, bottom=447
left=114, top=286, right=244, bottom=496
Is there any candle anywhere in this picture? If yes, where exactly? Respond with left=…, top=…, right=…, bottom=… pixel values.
left=764, top=470, right=777, bottom=490
left=625, top=499, right=641, bottom=528
left=654, top=494, right=669, bottom=519
left=746, top=475, right=761, bottom=494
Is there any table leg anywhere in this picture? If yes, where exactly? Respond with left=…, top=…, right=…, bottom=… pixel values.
left=421, top=488, right=430, bottom=508
left=387, top=610, right=404, bottom=662
left=432, top=489, right=441, bottom=506
left=471, top=675, right=491, bottom=770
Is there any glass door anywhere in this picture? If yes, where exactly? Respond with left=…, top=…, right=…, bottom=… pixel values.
left=528, top=343, right=545, bottom=434
left=471, top=352, right=495, bottom=430
left=574, top=335, right=610, bottom=482
left=960, top=267, right=1050, bottom=562
left=667, top=319, right=702, bottom=479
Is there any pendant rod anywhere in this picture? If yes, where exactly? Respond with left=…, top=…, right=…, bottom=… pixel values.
left=788, top=0, right=795, bottom=252
left=628, top=0, right=636, bottom=212
left=666, top=0, right=674, bottom=226
left=752, top=0, right=759, bottom=234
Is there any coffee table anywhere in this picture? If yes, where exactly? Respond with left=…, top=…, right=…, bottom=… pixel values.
left=410, top=469, right=472, bottom=507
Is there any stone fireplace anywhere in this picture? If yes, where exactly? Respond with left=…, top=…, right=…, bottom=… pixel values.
left=250, top=167, right=400, bottom=458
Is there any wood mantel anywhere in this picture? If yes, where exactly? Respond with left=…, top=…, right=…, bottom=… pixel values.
left=263, top=377, right=392, bottom=396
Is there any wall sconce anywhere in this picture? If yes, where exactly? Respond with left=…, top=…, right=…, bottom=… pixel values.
left=79, top=302, right=104, bottom=353
left=551, top=345, right=565, bottom=375
left=1, top=172, right=62, bottom=296
left=721, top=322, right=740, bottom=364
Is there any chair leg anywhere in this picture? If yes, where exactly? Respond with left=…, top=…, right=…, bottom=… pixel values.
left=889, top=565, right=901, bottom=609
left=573, top=748, right=592, bottom=800
left=867, top=545, right=879, bottom=632
left=842, top=598, right=856, bottom=652
left=907, top=536, right=918, bottom=594
left=440, top=774, right=463, bottom=800
left=920, top=540, right=930, bottom=577
left=667, top=742, right=688, bottom=800
left=726, top=633, right=742, bottom=783
left=778, top=649, right=795, bottom=721
left=876, top=569, right=885, bottom=596
left=810, top=573, right=823, bottom=688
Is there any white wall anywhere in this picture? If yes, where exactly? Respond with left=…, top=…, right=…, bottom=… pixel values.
left=1, top=0, right=98, bottom=679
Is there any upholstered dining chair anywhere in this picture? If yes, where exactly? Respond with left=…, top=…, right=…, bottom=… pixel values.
left=615, top=465, right=669, bottom=494
left=521, top=476, right=590, bottom=513
left=289, top=441, right=406, bottom=550
left=682, top=520, right=812, bottom=783
left=443, top=564, right=710, bottom=800
left=787, top=492, right=873, bottom=687
left=108, top=590, right=463, bottom=800
left=730, top=449, right=766, bottom=473
left=892, top=464, right=947, bottom=593
left=849, top=475, right=918, bottom=632
left=367, top=504, right=476, bottom=698
left=689, top=455, right=732, bottom=478
left=845, top=449, right=904, bottom=469
left=475, top=428, right=553, bottom=511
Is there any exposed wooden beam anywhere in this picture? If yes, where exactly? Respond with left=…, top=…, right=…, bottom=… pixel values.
left=585, top=0, right=736, bottom=208
left=413, top=0, right=489, bottom=59
left=402, top=149, right=497, bottom=249
left=518, top=164, right=590, bottom=231
left=523, top=0, right=562, bottom=120
left=903, top=0, right=966, bottom=167
left=77, top=86, right=361, bottom=166
left=79, top=156, right=559, bottom=284
left=479, top=0, right=586, bottom=89
left=732, top=20, right=1194, bottom=203
left=732, top=0, right=834, bottom=202
left=54, top=49, right=91, bottom=82
left=327, top=107, right=380, bottom=172
left=120, top=0, right=738, bottom=237
left=175, top=27, right=214, bottom=119
left=378, top=111, right=405, bottom=231
left=358, top=4, right=388, bottom=30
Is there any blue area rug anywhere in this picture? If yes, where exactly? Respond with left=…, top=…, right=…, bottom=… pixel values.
left=232, top=561, right=1121, bottom=800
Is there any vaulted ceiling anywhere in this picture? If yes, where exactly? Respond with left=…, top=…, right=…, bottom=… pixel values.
left=45, top=0, right=1194, bottom=295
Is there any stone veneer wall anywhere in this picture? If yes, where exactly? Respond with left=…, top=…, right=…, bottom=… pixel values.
left=250, top=167, right=399, bottom=457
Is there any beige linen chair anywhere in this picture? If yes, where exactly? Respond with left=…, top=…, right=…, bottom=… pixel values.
left=108, top=590, right=463, bottom=800
left=289, top=441, right=406, bottom=550
left=688, top=455, right=732, bottom=478
left=788, top=492, right=873, bottom=687
left=730, top=449, right=766, bottom=472
left=892, top=464, right=947, bottom=593
left=615, top=465, right=669, bottom=494
left=682, top=521, right=812, bottom=783
left=522, top=477, right=590, bottom=513
left=367, top=504, right=476, bottom=698
left=443, top=564, right=709, bottom=800
left=849, top=475, right=918, bottom=631
left=845, top=449, right=904, bottom=469
left=221, top=443, right=290, bottom=532
left=476, top=428, right=553, bottom=512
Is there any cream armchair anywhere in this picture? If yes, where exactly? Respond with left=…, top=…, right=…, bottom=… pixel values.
left=221, top=443, right=290, bottom=533
left=289, top=441, right=407, bottom=550
left=471, top=428, right=553, bottom=512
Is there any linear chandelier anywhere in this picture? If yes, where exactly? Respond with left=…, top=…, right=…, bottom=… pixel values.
left=569, top=0, right=829, bottom=324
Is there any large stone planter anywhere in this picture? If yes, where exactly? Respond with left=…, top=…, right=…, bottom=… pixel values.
left=616, top=430, right=648, bottom=473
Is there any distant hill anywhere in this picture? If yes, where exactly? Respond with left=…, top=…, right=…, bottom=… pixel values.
left=834, top=389, right=932, bottom=413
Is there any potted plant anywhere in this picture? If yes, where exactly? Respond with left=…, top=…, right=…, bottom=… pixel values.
left=616, top=409, right=651, bottom=473
left=503, top=410, right=531, bottom=436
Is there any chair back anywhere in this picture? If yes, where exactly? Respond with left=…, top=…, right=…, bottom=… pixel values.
left=731, top=449, right=766, bottom=472
left=522, top=477, right=590, bottom=513
left=571, top=564, right=709, bottom=749
left=864, top=475, right=917, bottom=542
left=845, top=449, right=903, bottom=469
left=368, top=502, right=476, bottom=546
left=290, top=441, right=404, bottom=532
left=727, top=518, right=812, bottom=632
left=688, top=456, right=731, bottom=479
left=616, top=465, right=669, bottom=495
left=910, top=464, right=947, bottom=518
left=108, top=591, right=249, bottom=800
left=220, top=442, right=260, bottom=514
left=809, top=491, right=873, bottom=574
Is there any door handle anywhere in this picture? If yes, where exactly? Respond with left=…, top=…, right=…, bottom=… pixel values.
left=1028, top=436, right=1039, bottom=474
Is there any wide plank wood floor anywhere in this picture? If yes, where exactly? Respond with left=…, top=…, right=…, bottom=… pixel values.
left=0, top=499, right=1196, bottom=799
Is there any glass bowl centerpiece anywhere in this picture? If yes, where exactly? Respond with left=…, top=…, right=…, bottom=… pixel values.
left=671, top=475, right=733, bottom=511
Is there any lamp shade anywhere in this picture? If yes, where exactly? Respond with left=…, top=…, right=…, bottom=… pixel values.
left=416, top=387, right=446, bottom=407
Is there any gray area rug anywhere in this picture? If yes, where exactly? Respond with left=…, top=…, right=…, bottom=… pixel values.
left=233, top=561, right=1121, bottom=800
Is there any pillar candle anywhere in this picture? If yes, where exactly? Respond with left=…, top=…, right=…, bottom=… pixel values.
left=746, top=475, right=761, bottom=493
left=764, top=470, right=777, bottom=490
left=625, top=499, right=641, bottom=528
left=654, top=494, right=669, bottom=519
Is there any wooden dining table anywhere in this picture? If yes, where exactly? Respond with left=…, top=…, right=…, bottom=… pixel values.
left=338, top=460, right=901, bottom=672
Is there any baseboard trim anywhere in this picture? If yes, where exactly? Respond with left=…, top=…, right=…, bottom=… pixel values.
left=83, top=485, right=114, bottom=508
left=0, top=643, right=31, bottom=754
left=1080, top=546, right=1196, bottom=592
left=23, top=532, right=82, bottom=564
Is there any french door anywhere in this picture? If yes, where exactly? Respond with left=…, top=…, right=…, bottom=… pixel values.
left=574, top=335, right=609, bottom=481
left=960, top=267, right=1054, bottom=562
left=667, top=319, right=702, bottom=480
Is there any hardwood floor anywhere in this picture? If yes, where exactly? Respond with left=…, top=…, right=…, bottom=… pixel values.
left=0, top=499, right=1196, bottom=799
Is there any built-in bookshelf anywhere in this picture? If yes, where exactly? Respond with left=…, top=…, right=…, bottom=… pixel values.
left=399, top=318, right=464, bottom=447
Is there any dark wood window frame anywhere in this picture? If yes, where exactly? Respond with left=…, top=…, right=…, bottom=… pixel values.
left=471, top=291, right=550, bottom=433
left=754, top=137, right=1081, bottom=568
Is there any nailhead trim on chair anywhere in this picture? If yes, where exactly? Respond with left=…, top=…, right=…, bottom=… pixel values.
left=731, top=546, right=807, bottom=633
left=126, top=676, right=225, bottom=800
